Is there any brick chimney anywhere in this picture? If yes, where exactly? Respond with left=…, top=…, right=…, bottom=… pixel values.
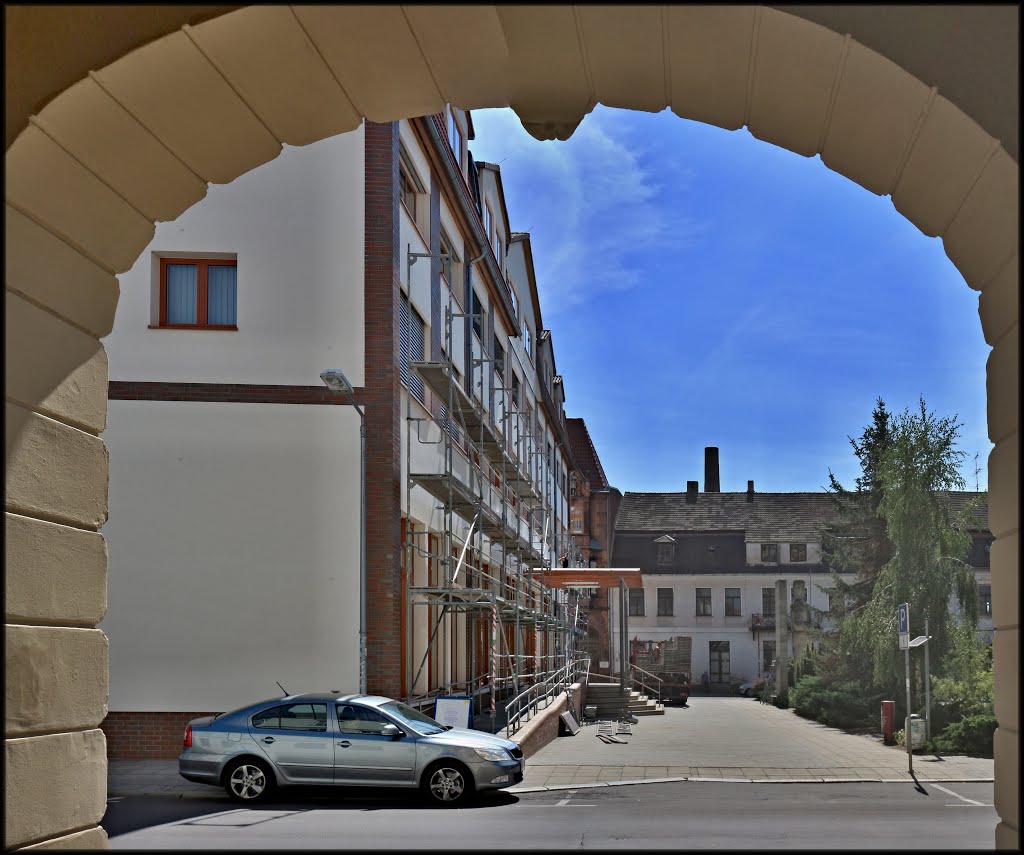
left=704, top=446, right=720, bottom=493
left=747, top=480, right=754, bottom=502
left=686, top=480, right=699, bottom=503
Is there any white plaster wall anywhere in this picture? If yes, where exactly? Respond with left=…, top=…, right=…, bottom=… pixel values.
left=102, top=400, right=360, bottom=711
left=616, top=572, right=846, bottom=683
left=746, top=541, right=823, bottom=565
left=106, top=128, right=365, bottom=387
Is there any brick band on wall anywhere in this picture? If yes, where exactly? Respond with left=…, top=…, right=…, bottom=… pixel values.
left=108, top=381, right=365, bottom=406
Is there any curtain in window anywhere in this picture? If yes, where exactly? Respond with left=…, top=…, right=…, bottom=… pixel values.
left=207, top=264, right=237, bottom=325
left=166, top=264, right=197, bottom=324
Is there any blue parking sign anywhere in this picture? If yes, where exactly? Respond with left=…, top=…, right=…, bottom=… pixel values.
left=897, top=603, right=909, bottom=635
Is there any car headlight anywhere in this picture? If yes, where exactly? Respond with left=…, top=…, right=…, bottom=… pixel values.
left=473, top=746, right=511, bottom=762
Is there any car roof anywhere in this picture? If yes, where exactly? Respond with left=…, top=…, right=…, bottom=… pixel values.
left=280, top=692, right=393, bottom=706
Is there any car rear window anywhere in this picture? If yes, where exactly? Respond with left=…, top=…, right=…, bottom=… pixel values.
left=252, top=703, right=328, bottom=731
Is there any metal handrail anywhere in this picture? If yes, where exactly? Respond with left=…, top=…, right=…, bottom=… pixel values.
left=504, top=656, right=590, bottom=736
left=628, top=663, right=663, bottom=702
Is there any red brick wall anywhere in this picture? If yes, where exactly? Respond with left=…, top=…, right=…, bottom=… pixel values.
left=102, top=711, right=220, bottom=759
left=364, top=120, right=404, bottom=698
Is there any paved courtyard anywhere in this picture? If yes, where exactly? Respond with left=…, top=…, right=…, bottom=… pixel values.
left=512, top=696, right=994, bottom=791
left=107, top=696, right=993, bottom=799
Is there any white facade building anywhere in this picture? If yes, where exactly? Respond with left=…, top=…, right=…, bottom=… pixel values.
left=101, top=111, right=587, bottom=754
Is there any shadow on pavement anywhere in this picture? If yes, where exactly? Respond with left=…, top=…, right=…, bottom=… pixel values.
left=102, top=788, right=519, bottom=837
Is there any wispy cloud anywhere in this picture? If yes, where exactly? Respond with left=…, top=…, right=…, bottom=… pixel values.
left=470, top=107, right=706, bottom=315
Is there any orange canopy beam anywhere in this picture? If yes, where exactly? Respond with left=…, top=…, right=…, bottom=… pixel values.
left=540, top=567, right=643, bottom=590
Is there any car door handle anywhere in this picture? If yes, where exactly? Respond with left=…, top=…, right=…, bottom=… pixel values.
left=337, top=741, right=351, bottom=748
left=262, top=737, right=275, bottom=744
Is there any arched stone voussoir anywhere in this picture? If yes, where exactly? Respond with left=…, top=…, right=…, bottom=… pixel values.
left=942, top=146, right=1019, bottom=292
left=665, top=5, right=756, bottom=133
left=402, top=5, right=512, bottom=113
left=30, top=76, right=209, bottom=225
left=291, top=5, right=445, bottom=126
left=746, top=7, right=847, bottom=160
left=819, top=40, right=932, bottom=199
left=891, top=94, right=1000, bottom=240
left=91, top=30, right=281, bottom=187
left=183, top=7, right=363, bottom=148
left=6, top=125, right=155, bottom=275
left=575, top=5, right=668, bottom=114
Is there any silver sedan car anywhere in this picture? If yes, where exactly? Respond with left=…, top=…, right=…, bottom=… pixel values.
left=179, top=692, right=524, bottom=806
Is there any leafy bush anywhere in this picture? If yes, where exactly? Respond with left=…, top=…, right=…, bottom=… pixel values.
left=791, top=676, right=826, bottom=720
left=790, top=675, right=877, bottom=730
left=774, top=690, right=789, bottom=709
left=934, top=713, right=996, bottom=758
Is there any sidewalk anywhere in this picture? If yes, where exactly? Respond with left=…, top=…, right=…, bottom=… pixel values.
left=510, top=698, right=994, bottom=793
left=106, top=699, right=994, bottom=799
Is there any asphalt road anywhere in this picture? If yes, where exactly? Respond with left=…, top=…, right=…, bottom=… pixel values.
left=104, top=780, right=996, bottom=849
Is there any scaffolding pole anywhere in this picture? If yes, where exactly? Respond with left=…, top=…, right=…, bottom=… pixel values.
left=401, top=261, right=585, bottom=727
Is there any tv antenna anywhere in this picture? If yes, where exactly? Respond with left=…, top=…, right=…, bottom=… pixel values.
left=973, top=452, right=980, bottom=492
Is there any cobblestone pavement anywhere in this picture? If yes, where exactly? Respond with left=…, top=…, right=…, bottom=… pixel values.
left=107, top=697, right=993, bottom=798
left=511, top=696, right=994, bottom=792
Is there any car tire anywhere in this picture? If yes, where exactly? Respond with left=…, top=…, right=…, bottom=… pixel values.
left=421, top=760, right=474, bottom=807
left=224, top=757, right=275, bottom=803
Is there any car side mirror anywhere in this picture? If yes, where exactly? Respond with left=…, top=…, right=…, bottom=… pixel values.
left=381, top=724, right=402, bottom=738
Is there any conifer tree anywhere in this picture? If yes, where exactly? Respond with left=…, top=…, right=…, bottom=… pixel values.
left=814, top=398, right=894, bottom=683
left=847, top=398, right=979, bottom=696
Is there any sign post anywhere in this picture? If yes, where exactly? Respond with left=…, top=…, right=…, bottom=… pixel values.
left=898, top=603, right=912, bottom=774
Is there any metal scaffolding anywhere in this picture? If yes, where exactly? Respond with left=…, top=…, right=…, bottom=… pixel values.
left=403, top=266, right=587, bottom=730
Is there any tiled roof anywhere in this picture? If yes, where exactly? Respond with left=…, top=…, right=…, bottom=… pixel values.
left=566, top=417, right=610, bottom=490
left=615, top=491, right=989, bottom=540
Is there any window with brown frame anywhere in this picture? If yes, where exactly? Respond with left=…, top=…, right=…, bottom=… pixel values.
left=156, top=257, right=237, bottom=329
left=440, top=230, right=461, bottom=288
left=789, top=543, right=807, bottom=562
left=399, top=151, right=429, bottom=237
left=446, top=106, right=464, bottom=170
left=761, top=543, right=779, bottom=563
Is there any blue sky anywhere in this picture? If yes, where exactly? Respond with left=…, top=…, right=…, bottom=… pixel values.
left=467, top=106, right=993, bottom=495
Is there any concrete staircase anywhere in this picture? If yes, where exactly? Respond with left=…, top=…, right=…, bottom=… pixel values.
left=586, top=681, right=665, bottom=717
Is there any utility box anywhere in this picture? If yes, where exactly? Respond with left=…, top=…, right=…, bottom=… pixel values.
left=881, top=700, right=896, bottom=745
left=908, top=714, right=925, bottom=749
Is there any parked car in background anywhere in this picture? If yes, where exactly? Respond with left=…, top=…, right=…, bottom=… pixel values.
left=738, top=681, right=755, bottom=697
left=179, top=692, right=524, bottom=806
left=659, top=672, right=692, bottom=705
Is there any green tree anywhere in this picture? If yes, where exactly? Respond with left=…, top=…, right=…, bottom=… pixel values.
left=815, top=398, right=894, bottom=684
left=843, top=397, right=980, bottom=700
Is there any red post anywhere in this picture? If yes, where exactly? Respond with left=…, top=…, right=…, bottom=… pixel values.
left=881, top=700, right=896, bottom=745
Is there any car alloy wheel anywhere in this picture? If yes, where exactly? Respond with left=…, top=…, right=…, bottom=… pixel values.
left=226, top=761, right=271, bottom=802
left=425, top=763, right=471, bottom=805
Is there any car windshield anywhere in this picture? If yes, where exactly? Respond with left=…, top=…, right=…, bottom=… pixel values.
left=379, top=700, right=446, bottom=735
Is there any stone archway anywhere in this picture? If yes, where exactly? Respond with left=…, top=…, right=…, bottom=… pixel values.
left=5, top=6, right=1017, bottom=849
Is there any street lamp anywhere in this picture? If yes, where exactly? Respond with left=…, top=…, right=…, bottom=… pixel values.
left=320, top=368, right=367, bottom=695
left=905, top=633, right=931, bottom=774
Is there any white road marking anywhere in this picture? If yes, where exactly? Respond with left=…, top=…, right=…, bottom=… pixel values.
left=931, top=783, right=986, bottom=806
left=555, top=790, right=576, bottom=806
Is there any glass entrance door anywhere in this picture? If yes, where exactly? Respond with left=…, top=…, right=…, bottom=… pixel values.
left=709, top=641, right=730, bottom=684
